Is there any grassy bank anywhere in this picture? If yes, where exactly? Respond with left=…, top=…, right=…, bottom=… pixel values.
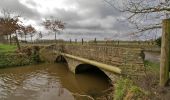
left=0, top=53, right=32, bottom=68
left=113, top=60, right=160, bottom=100
left=144, top=60, right=160, bottom=73
left=0, top=44, right=17, bottom=53
left=0, top=44, right=41, bottom=68
left=114, top=78, right=149, bottom=100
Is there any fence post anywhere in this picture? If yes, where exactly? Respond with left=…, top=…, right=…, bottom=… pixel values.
left=160, top=19, right=170, bottom=86
left=94, top=38, right=97, bottom=45
left=82, top=38, right=84, bottom=45
left=70, top=39, right=72, bottom=44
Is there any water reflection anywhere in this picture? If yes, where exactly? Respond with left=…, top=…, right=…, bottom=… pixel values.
left=0, top=63, right=112, bottom=100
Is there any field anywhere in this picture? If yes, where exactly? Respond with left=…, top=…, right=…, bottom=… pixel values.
left=0, top=44, right=17, bottom=53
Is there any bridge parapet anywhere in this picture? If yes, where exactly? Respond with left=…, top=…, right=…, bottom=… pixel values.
left=57, top=44, right=145, bottom=76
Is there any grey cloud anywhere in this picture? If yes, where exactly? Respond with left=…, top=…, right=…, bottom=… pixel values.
left=42, top=0, right=122, bottom=32
left=25, top=0, right=37, bottom=7
left=64, top=0, right=123, bottom=32
left=0, top=0, right=137, bottom=40
left=76, top=0, right=120, bottom=18
left=54, top=9, right=83, bottom=22
left=0, top=0, right=40, bottom=20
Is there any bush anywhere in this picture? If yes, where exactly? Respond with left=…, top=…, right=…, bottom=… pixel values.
left=0, top=53, right=31, bottom=68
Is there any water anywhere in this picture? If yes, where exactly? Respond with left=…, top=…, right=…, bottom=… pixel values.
left=0, top=63, right=112, bottom=100
left=144, top=52, right=160, bottom=63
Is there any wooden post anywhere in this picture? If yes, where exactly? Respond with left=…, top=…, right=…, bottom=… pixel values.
left=160, top=19, right=170, bottom=86
left=82, top=38, right=84, bottom=45
left=70, top=39, right=72, bottom=44
left=94, top=38, right=97, bottom=45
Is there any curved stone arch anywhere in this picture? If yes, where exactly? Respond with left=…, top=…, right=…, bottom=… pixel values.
left=75, top=63, right=112, bottom=81
left=55, top=55, right=118, bottom=81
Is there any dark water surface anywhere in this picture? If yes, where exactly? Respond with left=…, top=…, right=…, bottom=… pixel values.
left=0, top=63, right=111, bottom=100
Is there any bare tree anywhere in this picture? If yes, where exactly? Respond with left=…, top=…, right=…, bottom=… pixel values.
left=42, top=17, right=65, bottom=41
left=26, top=25, right=36, bottom=43
left=38, top=31, right=43, bottom=40
left=20, top=26, right=28, bottom=42
left=0, top=9, right=24, bottom=50
left=104, top=0, right=170, bottom=34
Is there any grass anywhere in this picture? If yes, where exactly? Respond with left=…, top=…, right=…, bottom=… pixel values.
left=144, top=60, right=160, bottom=73
left=114, top=78, right=148, bottom=100
left=0, top=44, right=17, bottom=53
left=114, top=78, right=133, bottom=100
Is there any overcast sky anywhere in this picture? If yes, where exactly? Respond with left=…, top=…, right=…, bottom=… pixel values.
left=0, top=0, right=159, bottom=41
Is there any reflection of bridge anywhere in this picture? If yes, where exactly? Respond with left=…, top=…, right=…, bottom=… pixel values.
left=40, top=44, right=145, bottom=81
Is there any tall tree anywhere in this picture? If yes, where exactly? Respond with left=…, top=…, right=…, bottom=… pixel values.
left=42, top=17, right=65, bottom=41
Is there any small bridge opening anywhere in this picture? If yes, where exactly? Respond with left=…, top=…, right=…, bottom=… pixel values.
left=56, top=55, right=67, bottom=64
left=75, top=64, right=111, bottom=81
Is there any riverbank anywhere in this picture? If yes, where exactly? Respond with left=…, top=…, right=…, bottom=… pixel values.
left=0, top=44, right=41, bottom=68
left=113, top=59, right=166, bottom=100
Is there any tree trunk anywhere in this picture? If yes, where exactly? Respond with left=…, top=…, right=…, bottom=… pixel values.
left=160, top=19, right=170, bottom=86
left=9, top=34, right=12, bottom=45
left=15, top=33, right=21, bottom=50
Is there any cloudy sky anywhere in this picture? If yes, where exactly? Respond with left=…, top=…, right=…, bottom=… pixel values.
left=0, top=0, right=158, bottom=41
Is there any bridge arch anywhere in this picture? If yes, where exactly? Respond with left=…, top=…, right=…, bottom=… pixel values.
left=75, top=64, right=111, bottom=81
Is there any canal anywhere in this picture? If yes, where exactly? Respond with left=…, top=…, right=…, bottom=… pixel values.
left=0, top=63, right=112, bottom=100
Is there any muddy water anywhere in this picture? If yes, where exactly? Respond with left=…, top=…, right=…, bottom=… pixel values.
left=0, top=63, right=112, bottom=100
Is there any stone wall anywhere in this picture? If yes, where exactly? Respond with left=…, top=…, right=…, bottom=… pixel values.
left=40, top=44, right=146, bottom=79
left=61, top=44, right=145, bottom=76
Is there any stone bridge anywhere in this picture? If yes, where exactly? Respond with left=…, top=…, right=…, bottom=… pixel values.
left=40, top=44, right=145, bottom=81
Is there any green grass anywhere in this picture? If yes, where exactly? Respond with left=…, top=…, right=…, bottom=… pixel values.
left=114, top=78, right=132, bottom=100
left=114, top=78, right=148, bottom=100
left=0, top=44, right=17, bottom=53
left=144, top=60, right=160, bottom=73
